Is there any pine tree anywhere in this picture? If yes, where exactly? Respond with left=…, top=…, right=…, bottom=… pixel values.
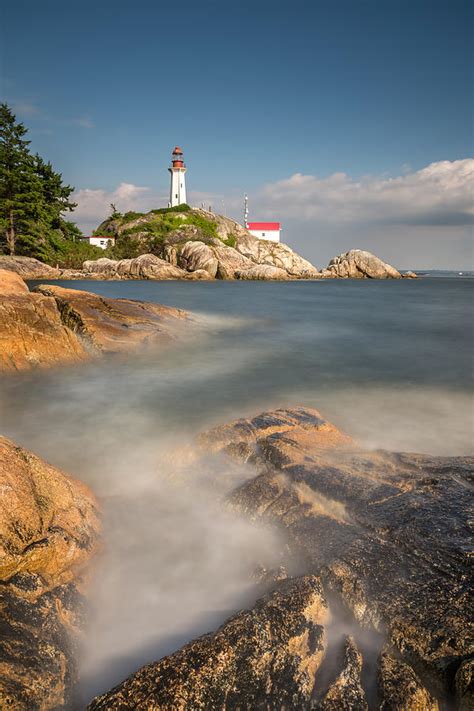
left=33, top=155, right=76, bottom=228
left=0, top=103, right=80, bottom=261
left=0, top=103, right=39, bottom=254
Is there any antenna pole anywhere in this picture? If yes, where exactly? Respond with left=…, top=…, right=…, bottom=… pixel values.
left=244, top=193, right=249, bottom=228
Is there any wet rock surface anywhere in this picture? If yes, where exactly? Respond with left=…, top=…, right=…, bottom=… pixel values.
left=86, top=406, right=471, bottom=709
left=0, top=436, right=100, bottom=709
left=0, top=272, right=88, bottom=372
left=197, top=406, right=473, bottom=709
left=0, top=274, right=188, bottom=372
left=35, top=284, right=187, bottom=355
left=313, top=636, right=367, bottom=710
left=89, top=575, right=329, bottom=710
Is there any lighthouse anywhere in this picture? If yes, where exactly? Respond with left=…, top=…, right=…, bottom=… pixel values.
left=168, top=146, right=187, bottom=207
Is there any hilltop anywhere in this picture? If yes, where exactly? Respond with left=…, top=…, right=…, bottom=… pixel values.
left=92, top=204, right=320, bottom=279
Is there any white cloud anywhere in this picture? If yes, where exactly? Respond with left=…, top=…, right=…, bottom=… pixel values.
left=254, top=159, right=474, bottom=227
left=72, top=183, right=162, bottom=231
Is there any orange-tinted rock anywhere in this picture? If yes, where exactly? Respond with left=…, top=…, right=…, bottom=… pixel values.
left=35, top=284, right=188, bottom=354
left=0, top=277, right=189, bottom=373
left=0, top=289, right=88, bottom=372
left=0, top=436, right=100, bottom=709
left=0, top=269, right=30, bottom=296
left=0, top=436, right=100, bottom=586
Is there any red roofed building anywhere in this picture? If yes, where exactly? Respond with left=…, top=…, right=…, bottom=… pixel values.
left=247, top=221, right=281, bottom=243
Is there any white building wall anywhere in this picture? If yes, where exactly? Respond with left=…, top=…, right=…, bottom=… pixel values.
left=248, top=229, right=281, bottom=243
left=169, top=168, right=187, bottom=207
left=86, top=237, right=114, bottom=250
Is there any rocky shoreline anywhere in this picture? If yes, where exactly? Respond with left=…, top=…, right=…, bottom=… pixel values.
left=0, top=405, right=471, bottom=709
left=0, top=245, right=416, bottom=282
left=0, top=270, right=188, bottom=373
left=1, top=271, right=469, bottom=711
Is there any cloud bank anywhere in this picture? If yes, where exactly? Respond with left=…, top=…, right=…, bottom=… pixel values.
left=256, top=159, right=474, bottom=227
left=72, top=159, right=474, bottom=269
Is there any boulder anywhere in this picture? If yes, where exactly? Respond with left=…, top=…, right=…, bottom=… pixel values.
left=83, top=257, right=119, bottom=278
left=235, top=233, right=320, bottom=278
left=89, top=576, right=328, bottom=709
left=236, top=264, right=290, bottom=280
left=198, top=406, right=472, bottom=705
left=178, top=241, right=219, bottom=277
left=83, top=254, right=187, bottom=280
left=184, top=269, right=214, bottom=280
left=321, top=250, right=402, bottom=279
left=0, top=269, right=30, bottom=296
left=0, top=278, right=88, bottom=372
left=35, top=284, right=188, bottom=355
left=0, top=255, right=60, bottom=279
left=212, top=245, right=255, bottom=279
left=402, top=270, right=418, bottom=278
left=0, top=436, right=100, bottom=709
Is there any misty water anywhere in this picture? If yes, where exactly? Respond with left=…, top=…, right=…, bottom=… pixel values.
left=1, top=277, right=473, bottom=702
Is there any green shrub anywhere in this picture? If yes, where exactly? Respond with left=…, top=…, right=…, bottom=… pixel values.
left=151, top=204, right=191, bottom=215
left=223, top=234, right=237, bottom=248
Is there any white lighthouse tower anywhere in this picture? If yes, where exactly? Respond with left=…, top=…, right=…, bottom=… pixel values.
left=168, top=146, right=187, bottom=207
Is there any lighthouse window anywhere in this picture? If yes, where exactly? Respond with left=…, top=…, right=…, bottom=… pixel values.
left=262, top=232, right=266, bottom=236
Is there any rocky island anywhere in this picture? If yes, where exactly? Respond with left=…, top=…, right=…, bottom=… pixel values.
left=0, top=206, right=414, bottom=282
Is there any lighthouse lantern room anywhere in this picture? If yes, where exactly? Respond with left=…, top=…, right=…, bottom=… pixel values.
left=168, top=146, right=187, bottom=207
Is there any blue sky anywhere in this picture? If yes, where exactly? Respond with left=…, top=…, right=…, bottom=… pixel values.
left=1, top=0, right=473, bottom=268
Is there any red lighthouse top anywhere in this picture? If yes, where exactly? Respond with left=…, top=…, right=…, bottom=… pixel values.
left=171, top=145, right=185, bottom=168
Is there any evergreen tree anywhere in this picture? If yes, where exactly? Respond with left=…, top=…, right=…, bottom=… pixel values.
left=0, top=103, right=81, bottom=263
left=0, top=103, right=39, bottom=254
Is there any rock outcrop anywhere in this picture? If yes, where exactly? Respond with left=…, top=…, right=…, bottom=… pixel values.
left=321, top=250, right=402, bottom=279
left=0, top=273, right=188, bottom=372
left=177, top=241, right=219, bottom=277
left=0, top=269, right=31, bottom=297
left=314, top=636, right=367, bottom=710
left=236, top=264, right=290, bottom=280
left=0, top=436, right=100, bottom=709
left=0, top=255, right=61, bottom=280
left=88, top=207, right=322, bottom=280
left=89, top=576, right=328, bottom=709
left=197, top=406, right=472, bottom=708
left=83, top=254, right=187, bottom=280
left=35, top=284, right=187, bottom=355
left=235, top=232, right=320, bottom=278
left=377, top=649, right=439, bottom=710
left=0, top=272, right=89, bottom=372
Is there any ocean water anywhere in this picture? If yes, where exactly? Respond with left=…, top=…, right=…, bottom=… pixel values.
left=14, top=276, right=473, bottom=457
left=1, top=277, right=472, bottom=701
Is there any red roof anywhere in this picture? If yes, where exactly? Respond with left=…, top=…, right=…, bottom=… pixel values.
left=172, top=146, right=183, bottom=154
left=247, top=222, right=281, bottom=230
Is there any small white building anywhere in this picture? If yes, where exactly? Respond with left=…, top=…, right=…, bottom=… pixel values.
left=247, top=222, right=281, bottom=243
left=81, top=235, right=115, bottom=250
